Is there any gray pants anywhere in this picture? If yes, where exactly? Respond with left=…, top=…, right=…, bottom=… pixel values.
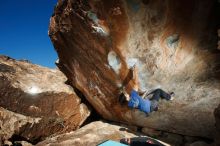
left=149, top=89, right=171, bottom=112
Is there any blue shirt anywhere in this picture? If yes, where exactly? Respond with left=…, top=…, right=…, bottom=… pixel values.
left=128, top=90, right=151, bottom=113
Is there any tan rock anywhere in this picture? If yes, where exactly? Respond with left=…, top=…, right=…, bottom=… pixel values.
left=119, top=123, right=139, bottom=132
left=49, top=0, right=220, bottom=138
left=36, top=121, right=170, bottom=146
left=0, top=56, right=90, bottom=142
left=15, top=141, right=33, bottom=146
left=3, top=140, right=12, bottom=146
left=0, top=107, right=41, bottom=143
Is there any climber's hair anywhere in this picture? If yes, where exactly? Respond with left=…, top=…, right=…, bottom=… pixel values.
left=119, top=93, right=127, bottom=105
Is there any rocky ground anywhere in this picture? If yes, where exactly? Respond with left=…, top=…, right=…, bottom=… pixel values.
left=0, top=55, right=90, bottom=145
left=36, top=121, right=161, bottom=146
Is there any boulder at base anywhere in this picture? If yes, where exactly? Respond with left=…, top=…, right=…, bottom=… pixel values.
left=36, top=121, right=169, bottom=146
left=0, top=55, right=90, bottom=143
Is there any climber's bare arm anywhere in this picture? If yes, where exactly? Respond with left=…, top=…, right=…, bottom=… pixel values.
left=132, top=65, right=139, bottom=91
left=123, top=91, right=130, bottom=101
left=121, top=64, right=139, bottom=99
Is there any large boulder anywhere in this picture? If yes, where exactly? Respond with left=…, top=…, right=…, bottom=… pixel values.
left=0, top=56, right=90, bottom=143
left=49, top=0, right=220, bottom=138
left=36, top=121, right=169, bottom=146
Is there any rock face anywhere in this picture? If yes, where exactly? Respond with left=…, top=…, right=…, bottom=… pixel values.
left=214, top=104, right=220, bottom=146
left=0, top=56, right=90, bottom=143
left=36, top=121, right=169, bottom=146
left=218, top=29, right=220, bottom=50
left=49, top=0, right=220, bottom=138
left=0, top=107, right=38, bottom=145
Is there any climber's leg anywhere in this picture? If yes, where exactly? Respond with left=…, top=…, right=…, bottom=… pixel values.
left=151, top=89, right=171, bottom=101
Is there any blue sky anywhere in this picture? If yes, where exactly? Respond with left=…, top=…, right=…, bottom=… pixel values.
left=0, top=0, right=58, bottom=68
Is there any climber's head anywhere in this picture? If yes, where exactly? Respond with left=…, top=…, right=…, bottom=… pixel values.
left=119, top=90, right=131, bottom=105
left=119, top=93, right=127, bottom=105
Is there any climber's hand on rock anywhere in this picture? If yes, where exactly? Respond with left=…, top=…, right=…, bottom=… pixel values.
left=131, top=64, right=136, bottom=71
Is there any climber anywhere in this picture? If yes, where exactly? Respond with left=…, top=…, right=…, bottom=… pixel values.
left=119, top=65, right=174, bottom=114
